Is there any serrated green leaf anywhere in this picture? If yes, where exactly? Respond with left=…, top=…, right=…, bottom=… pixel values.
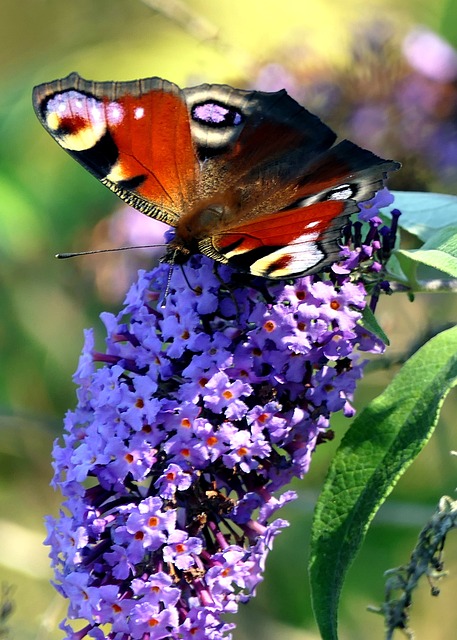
left=387, top=191, right=457, bottom=242
left=359, top=306, right=389, bottom=346
left=309, top=326, right=457, bottom=640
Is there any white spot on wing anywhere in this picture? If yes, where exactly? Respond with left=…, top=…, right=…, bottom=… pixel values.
left=107, top=102, right=124, bottom=126
left=328, top=185, right=353, bottom=200
left=134, top=106, right=145, bottom=119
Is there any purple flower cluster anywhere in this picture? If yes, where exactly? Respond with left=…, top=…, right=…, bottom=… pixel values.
left=46, top=199, right=396, bottom=640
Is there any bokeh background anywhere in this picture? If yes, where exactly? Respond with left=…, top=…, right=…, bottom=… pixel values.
left=1, top=1, right=457, bottom=638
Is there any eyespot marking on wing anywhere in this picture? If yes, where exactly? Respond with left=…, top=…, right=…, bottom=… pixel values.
left=42, top=90, right=124, bottom=151
left=191, top=101, right=244, bottom=127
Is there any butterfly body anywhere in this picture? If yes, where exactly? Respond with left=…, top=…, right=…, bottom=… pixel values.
left=33, top=72, right=399, bottom=278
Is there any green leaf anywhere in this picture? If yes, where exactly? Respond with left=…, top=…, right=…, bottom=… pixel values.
left=309, top=326, right=457, bottom=640
left=394, top=225, right=457, bottom=285
left=388, top=191, right=457, bottom=242
left=359, top=306, right=389, bottom=346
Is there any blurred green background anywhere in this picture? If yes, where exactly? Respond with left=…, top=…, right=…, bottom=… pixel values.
left=1, top=0, right=457, bottom=638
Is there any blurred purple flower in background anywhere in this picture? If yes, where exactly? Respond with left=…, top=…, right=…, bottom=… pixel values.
left=79, top=206, right=169, bottom=303
left=254, top=23, right=457, bottom=191
left=403, top=27, right=457, bottom=82
left=47, top=196, right=398, bottom=639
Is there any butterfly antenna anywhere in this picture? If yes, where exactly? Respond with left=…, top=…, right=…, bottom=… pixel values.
left=161, top=263, right=175, bottom=304
left=56, top=244, right=165, bottom=259
left=161, top=251, right=198, bottom=306
left=160, top=248, right=180, bottom=305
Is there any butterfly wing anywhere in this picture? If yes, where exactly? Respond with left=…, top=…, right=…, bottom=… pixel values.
left=33, top=74, right=399, bottom=278
left=200, top=140, right=397, bottom=278
left=34, top=75, right=330, bottom=227
left=181, top=83, right=337, bottom=169
left=32, top=72, right=198, bottom=226
left=173, top=87, right=399, bottom=278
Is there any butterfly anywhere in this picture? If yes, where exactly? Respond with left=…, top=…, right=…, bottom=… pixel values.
left=32, top=72, right=400, bottom=279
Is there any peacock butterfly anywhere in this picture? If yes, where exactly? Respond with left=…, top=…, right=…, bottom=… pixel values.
left=32, top=72, right=400, bottom=279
